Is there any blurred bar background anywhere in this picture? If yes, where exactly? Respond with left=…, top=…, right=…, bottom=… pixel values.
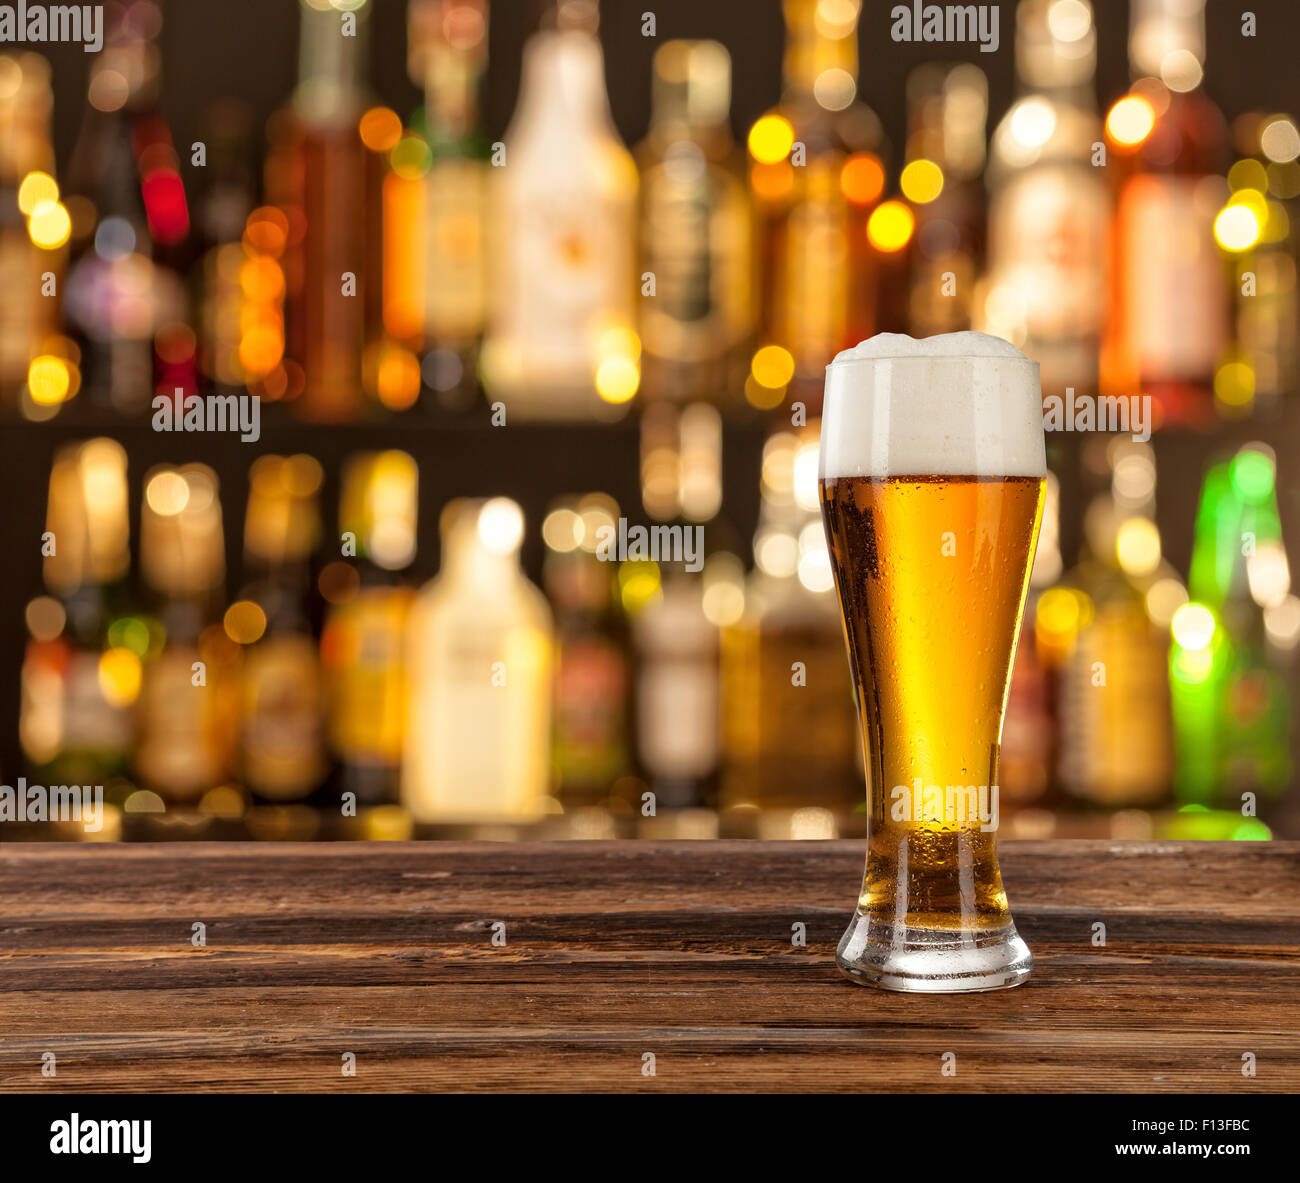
left=2, top=0, right=1300, bottom=842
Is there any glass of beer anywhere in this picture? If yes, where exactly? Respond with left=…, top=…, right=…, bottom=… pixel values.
left=819, top=332, right=1045, bottom=992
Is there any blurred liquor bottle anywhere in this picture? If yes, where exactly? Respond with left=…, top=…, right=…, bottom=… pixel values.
left=633, top=401, right=725, bottom=812
left=63, top=0, right=188, bottom=414
left=981, top=0, right=1107, bottom=399
left=193, top=100, right=258, bottom=397
left=634, top=566, right=721, bottom=813
left=541, top=495, right=630, bottom=810
left=1055, top=440, right=1178, bottom=807
left=1101, top=0, right=1227, bottom=428
left=403, top=499, right=553, bottom=825
left=21, top=440, right=135, bottom=794
left=1214, top=112, right=1300, bottom=417
left=0, top=52, right=62, bottom=413
left=320, top=451, right=417, bottom=809
left=134, top=464, right=238, bottom=805
left=481, top=0, right=639, bottom=420
left=267, top=0, right=378, bottom=422
left=234, top=455, right=328, bottom=806
left=402, top=0, right=491, bottom=411
left=745, top=0, right=887, bottom=417
left=1000, top=470, right=1064, bottom=808
left=720, top=428, right=858, bottom=832
left=903, top=63, right=987, bottom=337
left=636, top=40, right=753, bottom=408
left=1171, top=447, right=1292, bottom=808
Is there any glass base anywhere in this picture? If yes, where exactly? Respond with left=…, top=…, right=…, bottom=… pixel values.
left=836, top=910, right=1033, bottom=993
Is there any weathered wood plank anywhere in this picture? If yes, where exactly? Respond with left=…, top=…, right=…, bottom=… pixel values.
left=0, top=841, right=1295, bottom=1092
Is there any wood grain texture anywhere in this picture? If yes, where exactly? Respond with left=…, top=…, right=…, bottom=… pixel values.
left=0, top=840, right=1296, bottom=1093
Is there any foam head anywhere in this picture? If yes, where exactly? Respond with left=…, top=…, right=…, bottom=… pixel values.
left=820, top=332, right=1045, bottom=479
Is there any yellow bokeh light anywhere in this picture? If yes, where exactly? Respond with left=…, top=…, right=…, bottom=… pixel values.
left=18, top=170, right=58, bottom=215
left=28, top=199, right=72, bottom=249
left=748, top=114, right=794, bottom=165
left=1037, top=586, right=1082, bottom=636
left=98, top=647, right=143, bottom=708
left=145, top=470, right=191, bottom=517
left=900, top=159, right=944, bottom=204
left=598, top=324, right=641, bottom=362
left=595, top=356, right=639, bottom=404
left=1106, top=95, right=1156, bottom=147
left=1227, top=158, right=1268, bottom=193
left=750, top=344, right=795, bottom=389
left=1115, top=517, right=1161, bottom=577
left=27, top=355, right=71, bottom=405
left=1214, top=202, right=1261, bottom=252
left=867, top=200, right=915, bottom=252
left=1214, top=359, right=1256, bottom=408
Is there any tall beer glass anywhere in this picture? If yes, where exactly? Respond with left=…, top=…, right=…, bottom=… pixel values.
left=819, top=332, right=1044, bottom=992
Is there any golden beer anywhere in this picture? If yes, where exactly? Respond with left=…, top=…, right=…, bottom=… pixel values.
left=820, top=333, right=1044, bottom=991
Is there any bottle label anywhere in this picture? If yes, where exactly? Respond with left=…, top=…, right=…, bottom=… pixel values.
left=638, top=659, right=718, bottom=779
left=242, top=634, right=326, bottom=799
left=404, top=621, right=551, bottom=821
left=554, top=637, right=627, bottom=785
left=426, top=159, right=488, bottom=340
left=60, top=651, right=130, bottom=758
left=1119, top=175, right=1227, bottom=379
left=640, top=161, right=751, bottom=362
left=782, top=185, right=850, bottom=376
left=493, top=170, right=636, bottom=391
left=136, top=649, right=231, bottom=799
left=990, top=164, right=1109, bottom=343
left=324, top=590, right=411, bottom=765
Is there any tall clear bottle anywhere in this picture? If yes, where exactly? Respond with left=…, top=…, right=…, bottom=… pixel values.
left=636, top=39, right=753, bottom=408
left=481, top=0, right=639, bottom=420
left=981, top=0, right=1108, bottom=400
left=405, top=0, right=491, bottom=410
left=403, top=498, right=554, bottom=825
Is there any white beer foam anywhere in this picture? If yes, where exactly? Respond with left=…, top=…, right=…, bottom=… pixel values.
left=820, top=332, right=1045, bottom=479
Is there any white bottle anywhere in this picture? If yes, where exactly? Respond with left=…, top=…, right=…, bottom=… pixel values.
left=481, top=12, right=639, bottom=420
left=402, top=499, right=554, bottom=823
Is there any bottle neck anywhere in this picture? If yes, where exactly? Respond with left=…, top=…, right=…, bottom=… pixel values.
left=781, top=0, right=859, bottom=100
left=1013, top=0, right=1096, bottom=89
left=424, top=55, right=480, bottom=143
left=1129, top=0, right=1205, bottom=87
left=514, top=29, right=613, bottom=138
left=295, top=0, right=370, bottom=125
left=442, top=525, right=520, bottom=585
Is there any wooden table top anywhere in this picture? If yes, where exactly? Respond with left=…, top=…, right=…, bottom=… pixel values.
left=0, top=839, right=1296, bottom=1093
